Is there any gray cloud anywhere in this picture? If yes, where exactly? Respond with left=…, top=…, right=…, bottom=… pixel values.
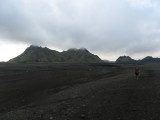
left=0, top=0, right=160, bottom=59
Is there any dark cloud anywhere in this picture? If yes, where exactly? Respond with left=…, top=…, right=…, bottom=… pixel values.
left=0, top=0, right=160, bottom=60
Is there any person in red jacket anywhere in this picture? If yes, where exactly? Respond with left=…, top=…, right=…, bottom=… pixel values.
left=135, top=68, right=140, bottom=80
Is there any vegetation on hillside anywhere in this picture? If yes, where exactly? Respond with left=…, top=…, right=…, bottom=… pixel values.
left=9, top=45, right=102, bottom=63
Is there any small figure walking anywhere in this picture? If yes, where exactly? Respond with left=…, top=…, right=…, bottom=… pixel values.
left=135, top=68, right=140, bottom=80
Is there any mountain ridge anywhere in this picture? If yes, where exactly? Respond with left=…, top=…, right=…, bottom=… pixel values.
left=9, top=45, right=102, bottom=63
left=116, top=56, right=160, bottom=64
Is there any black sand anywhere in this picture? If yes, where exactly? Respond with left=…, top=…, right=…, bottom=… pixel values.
left=0, top=63, right=160, bottom=120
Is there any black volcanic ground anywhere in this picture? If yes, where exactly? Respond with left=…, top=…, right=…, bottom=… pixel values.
left=0, top=63, right=160, bottom=120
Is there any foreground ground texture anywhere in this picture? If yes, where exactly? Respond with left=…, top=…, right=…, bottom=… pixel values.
left=0, top=63, right=160, bottom=120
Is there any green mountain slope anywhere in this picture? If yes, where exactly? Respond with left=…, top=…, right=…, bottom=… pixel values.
left=62, top=48, right=102, bottom=63
left=9, top=45, right=64, bottom=63
left=116, top=56, right=135, bottom=63
left=9, top=45, right=102, bottom=63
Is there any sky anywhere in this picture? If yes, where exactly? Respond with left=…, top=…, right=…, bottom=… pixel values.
left=0, top=0, right=160, bottom=61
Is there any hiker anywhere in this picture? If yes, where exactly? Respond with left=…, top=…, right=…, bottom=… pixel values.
left=135, top=68, right=140, bottom=80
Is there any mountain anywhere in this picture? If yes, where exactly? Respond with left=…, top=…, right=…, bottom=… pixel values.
left=116, top=56, right=160, bottom=64
left=9, top=45, right=63, bottom=63
left=116, top=56, right=135, bottom=63
left=140, top=56, right=160, bottom=63
left=9, top=45, right=102, bottom=63
left=62, top=48, right=102, bottom=62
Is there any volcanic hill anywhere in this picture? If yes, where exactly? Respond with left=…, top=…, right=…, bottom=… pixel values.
left=116, top=56, right=160, bottom=64
left=9, top=45, right=102, bottom=63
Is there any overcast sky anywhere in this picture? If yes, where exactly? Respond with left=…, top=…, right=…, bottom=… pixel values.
left=0, top=0, right=160, bottom=61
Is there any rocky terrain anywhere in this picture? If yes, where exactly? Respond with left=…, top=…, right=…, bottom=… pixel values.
left=0, top=63, right=160, bottom=120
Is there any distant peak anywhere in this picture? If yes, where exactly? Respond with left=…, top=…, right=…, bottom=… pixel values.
left=27, top=45, right=41, bottom=49
left=116, top=56, right=135, bottom=63
left=67, top=48, right=88, bottom=51
left=144, top=56, right=153, bottom=58
left=29, top=45, right=40, bottom=47
left=118, top=56, right=132, bottom=59
left=119, top=55, right=130, bottom=57
left=80, top=47, right=87, bottom=50
left=68, top=48, right=78, bottom=51
left=28, top=45, right=49, bottom=49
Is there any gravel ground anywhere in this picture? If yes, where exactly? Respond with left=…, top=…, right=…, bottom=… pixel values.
left=0, top=63, right=160, bottom=120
